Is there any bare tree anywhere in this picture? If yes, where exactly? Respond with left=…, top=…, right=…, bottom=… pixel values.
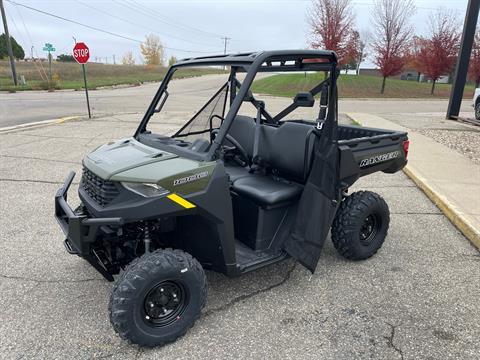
left=356, top=30, right=370, bottom=75
left=140, top=34, right=165, bottom=65
left=308, top=0, right=355, bottom=65
left=121, top=51, right=135, bottom=65
left=372, top=0, right=415, bottom=94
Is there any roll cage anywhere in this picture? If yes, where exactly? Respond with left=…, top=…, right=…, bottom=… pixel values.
left=134, top=50, right=338, bottom=161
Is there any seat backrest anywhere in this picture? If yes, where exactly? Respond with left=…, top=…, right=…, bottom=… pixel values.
left=227, top=115, right=256, bottom=155
left=258, top=122, right=314, bottom=183
left=227, top=116, right=315, bottom=183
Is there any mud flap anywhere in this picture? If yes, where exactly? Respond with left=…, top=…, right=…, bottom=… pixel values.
left=284, top=79, right=340, bottom=273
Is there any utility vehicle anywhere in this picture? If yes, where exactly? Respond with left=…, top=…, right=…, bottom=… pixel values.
left=55, top=50, right=409, bottom=347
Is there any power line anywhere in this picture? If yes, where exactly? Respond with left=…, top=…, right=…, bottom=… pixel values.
left=74, top=0, right=220, bottom=49
left=9, top=1, right=49, bottom=80
left=126, top=0, right=226, bottom=39
left=5, top=0, right=218, bottom=54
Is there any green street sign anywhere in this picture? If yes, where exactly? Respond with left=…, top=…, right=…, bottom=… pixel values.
left=43, top=43, right=55, bottom=52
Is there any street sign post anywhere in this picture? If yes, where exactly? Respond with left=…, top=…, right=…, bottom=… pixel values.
left=73, top=42, right=91, bottom=119
left=43, top=42, right=55, bottom=83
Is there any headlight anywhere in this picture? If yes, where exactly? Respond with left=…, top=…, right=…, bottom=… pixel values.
left=121, top=182, right=170, bottom=197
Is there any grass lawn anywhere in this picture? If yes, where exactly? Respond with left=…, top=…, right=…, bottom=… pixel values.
left=252, top=72, right=475, bottom=99
left=0, top=60, right=224, bottom=91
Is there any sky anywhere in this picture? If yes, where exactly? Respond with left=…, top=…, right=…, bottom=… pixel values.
left=2, top=0, right=470, bottom=67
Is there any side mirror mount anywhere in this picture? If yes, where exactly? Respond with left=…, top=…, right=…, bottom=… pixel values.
left=294, top=92, right=315, bottom=107
left=244, top=90, right=254, bottom=101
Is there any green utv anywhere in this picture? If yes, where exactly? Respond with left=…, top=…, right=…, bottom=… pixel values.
left=55, top=50, right=409, bottom=347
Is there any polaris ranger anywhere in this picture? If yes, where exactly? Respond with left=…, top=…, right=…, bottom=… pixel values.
left=55, top=50, right=409, bottom=347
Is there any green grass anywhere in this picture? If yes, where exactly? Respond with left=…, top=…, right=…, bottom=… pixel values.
left=252, top=73, right=475, bottom=99
left=0, top=60, right=224, bottom=91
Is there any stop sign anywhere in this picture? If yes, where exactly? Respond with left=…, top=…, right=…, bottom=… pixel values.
left=73, top=42, right=90, bottom=64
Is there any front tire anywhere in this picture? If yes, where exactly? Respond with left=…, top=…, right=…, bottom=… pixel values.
left=109, top=249, right=207, bottom=347
left=331, top=191, right=390, bottom=260
left=475, top=102, right=480, bottom=120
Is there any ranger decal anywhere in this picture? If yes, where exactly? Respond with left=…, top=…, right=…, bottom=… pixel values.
left=173, top=171, right=209, bottom=186
left=359, top=151, right=400, bottom=168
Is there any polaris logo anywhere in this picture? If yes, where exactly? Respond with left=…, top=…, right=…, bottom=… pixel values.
left=359, top=151, right=400, bottom=168
left=173, top=171, right=209, bottom=186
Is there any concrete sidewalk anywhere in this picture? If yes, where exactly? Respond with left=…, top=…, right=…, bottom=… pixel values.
left=347, top=113, right=480, bottom=249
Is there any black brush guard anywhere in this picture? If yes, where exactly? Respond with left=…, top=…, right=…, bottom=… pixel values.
left=54, top=171, right=123, bottom=281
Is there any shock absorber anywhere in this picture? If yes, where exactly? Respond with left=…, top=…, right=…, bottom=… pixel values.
left=143, top=221, right=152, bottom=253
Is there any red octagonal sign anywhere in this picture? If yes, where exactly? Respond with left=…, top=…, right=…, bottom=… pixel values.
left=73, top=42, right=90, bottom=64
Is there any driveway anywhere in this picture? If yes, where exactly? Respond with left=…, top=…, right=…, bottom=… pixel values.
left=0, top=113, right=479, bottom=359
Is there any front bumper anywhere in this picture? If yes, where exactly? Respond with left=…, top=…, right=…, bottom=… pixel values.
left=54, top=171, right=124, bottom=281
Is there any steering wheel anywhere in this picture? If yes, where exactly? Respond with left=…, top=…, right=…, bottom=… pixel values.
left=211, top=129, right=250, bottom=166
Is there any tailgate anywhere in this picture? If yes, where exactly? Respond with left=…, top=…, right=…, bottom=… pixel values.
left=338, top=126, right=409, bottom=180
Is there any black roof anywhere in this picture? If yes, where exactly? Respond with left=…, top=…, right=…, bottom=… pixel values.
left=176, top=50, right=337, bottom=67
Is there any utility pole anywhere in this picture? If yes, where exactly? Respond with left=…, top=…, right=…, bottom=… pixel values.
left=31, top=45, right=34, bottom=60
left=446, top=0, right=480, bottom=120
left=222, top=36, right=231, bottom=70
left=0, top=0, right=18, bottom=86
left=222, top=36, right=231, bottom=55
left=113, top=54, right=116, bottom=65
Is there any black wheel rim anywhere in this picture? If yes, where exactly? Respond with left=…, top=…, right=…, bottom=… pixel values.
left=143, top=281, right=188, bottom=327
left=359, top=214, right=380, bottom=246
left=476, top=105, right=480, bottom=119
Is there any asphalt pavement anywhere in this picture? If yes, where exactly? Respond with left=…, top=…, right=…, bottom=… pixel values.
left=0, top=112, right=479, bottom=359
left=0, top=74, right=475, bottom=127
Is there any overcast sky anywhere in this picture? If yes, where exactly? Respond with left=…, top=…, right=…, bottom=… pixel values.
left=3, top=0, right=470, bottom=66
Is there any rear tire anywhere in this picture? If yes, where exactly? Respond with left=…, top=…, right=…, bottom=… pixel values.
left=331, top=191, right=390, bottom=260
left=109, top=249, right=207, bottom=347
left=475, top=102, right=480, bottom=120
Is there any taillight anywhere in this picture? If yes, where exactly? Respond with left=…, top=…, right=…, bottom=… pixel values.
left=403, top=140, right=410, bottom=158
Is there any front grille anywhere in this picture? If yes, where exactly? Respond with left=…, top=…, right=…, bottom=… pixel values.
left=81, top=167, right=119, bottom=206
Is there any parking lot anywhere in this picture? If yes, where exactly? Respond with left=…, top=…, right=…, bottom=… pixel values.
left=1, top=111, right=479, bottom=359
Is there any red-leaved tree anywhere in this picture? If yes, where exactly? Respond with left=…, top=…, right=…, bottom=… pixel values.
left=406, top=36, right=426, bottom=81
left=469, top=29, right=480, bottom=88
left=372, top=0, right=415, bottom=94
left=308, top=0, right=355, bottom=65
left=415, top=10, right=460, bottom=94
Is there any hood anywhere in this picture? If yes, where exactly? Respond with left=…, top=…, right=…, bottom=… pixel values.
left=83, top=137, right=177, bottom=180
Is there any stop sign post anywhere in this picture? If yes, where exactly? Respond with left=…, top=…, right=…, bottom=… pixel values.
left=73, top=42, right=91, bottom=118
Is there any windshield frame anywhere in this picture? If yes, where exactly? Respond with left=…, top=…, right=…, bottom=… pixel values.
left=134, top=50, right=338, bottom=162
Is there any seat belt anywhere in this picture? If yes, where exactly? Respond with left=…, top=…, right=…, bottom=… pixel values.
left=250, top=101, right=264, bottom=173
left=316, top=81, right=329, bottom=130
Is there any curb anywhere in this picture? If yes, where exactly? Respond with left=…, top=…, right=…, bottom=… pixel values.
left=346, top=113, right=480, bottom=250
left=0, top=116, right=82, bottom=134
left=403, top=166, right=480, bottom=249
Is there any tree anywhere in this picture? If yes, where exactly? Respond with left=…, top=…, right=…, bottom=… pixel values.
left=56, top=54, right=75, bottom=62
left=140, top=34, right=164, bottom=65
left=355, top=30, right=369, bottom=75
left=469, top=29, right=480, bottom=88
left=0, top=33, right=25, bottom=60
left=308, top=0, right=355, bottom=65
left=406, top=36, right=425, bottom=81
left=342, top=30, right=362, bottom=73
left=122, top=51, right=135, bottom=65
left=372, top=0, right=415, bottom=94
left=168, top=55, right=177, bottom=66
left=414, top=10, right=460, bottom=94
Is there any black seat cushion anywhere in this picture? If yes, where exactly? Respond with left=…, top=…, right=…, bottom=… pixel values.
left=232, top=174, right=302, bottom=206
left=224, top=164, right=250, bottom=182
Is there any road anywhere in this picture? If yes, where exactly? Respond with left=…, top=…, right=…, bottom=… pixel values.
left=0, top=74, right=475, bottom=128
